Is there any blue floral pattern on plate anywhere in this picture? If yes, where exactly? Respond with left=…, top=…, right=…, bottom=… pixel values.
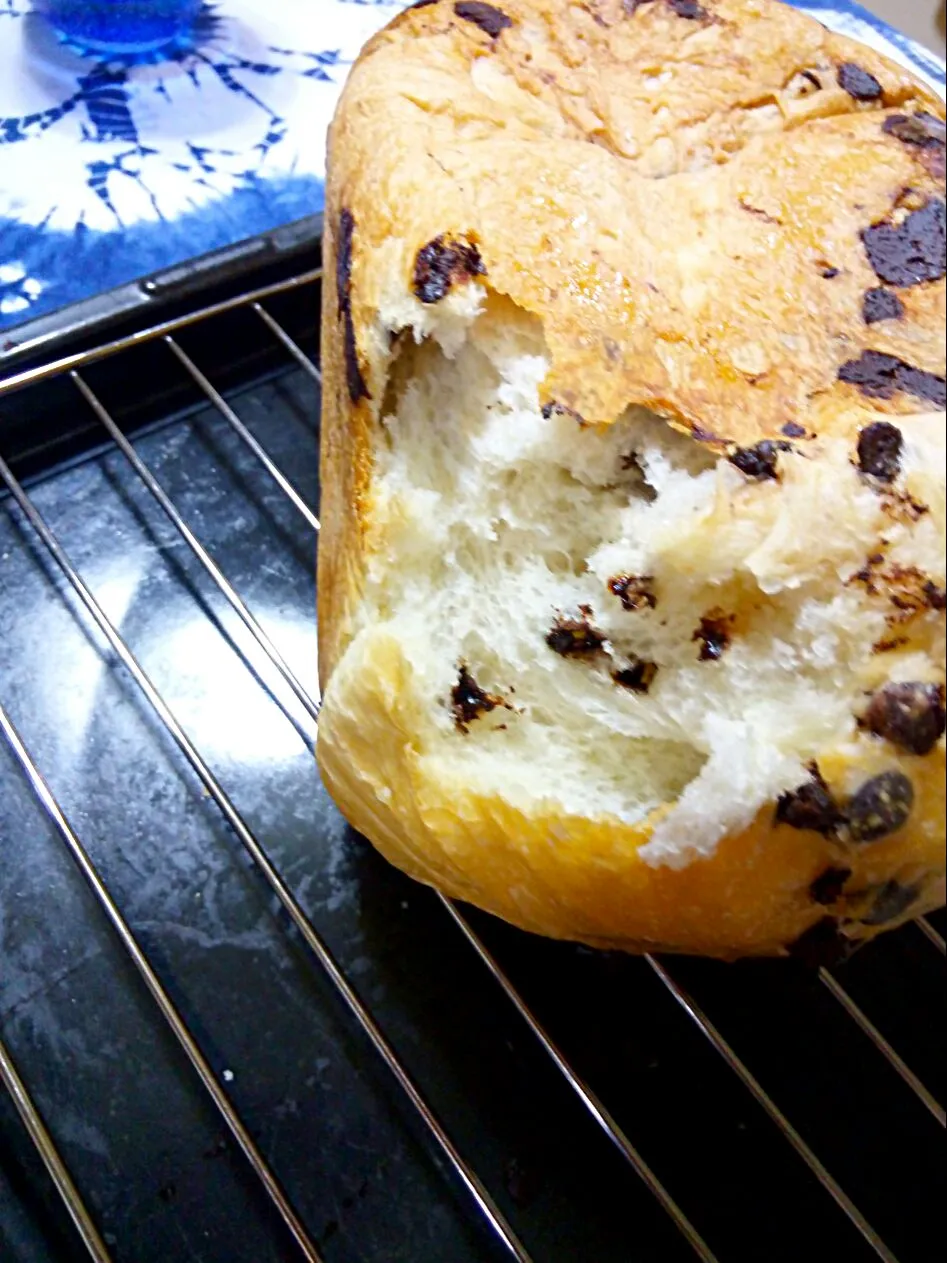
left=0, top=0, right=943, bottom=333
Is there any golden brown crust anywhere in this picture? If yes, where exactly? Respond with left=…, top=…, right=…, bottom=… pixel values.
left=316, top=0, right=946, bottom=956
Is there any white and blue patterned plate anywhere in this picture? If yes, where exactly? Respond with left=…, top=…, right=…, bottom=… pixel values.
left=0, top=0, right=943, bottom=335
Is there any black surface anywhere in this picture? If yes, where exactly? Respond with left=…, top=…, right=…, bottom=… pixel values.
left=0, top=266, right=943, bottom=1263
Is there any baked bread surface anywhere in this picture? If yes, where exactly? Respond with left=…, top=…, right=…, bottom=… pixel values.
left=317, top=0, right=946, bottom=959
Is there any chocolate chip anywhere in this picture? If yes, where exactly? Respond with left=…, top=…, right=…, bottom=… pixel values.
left=343, top=308, right=369, bottom=403
left=546, top=609, right=607, bottom=657
left=667, top=0, right=708, bottom=16
left=607, top=574, right=656, bottom=612
left=819, top=265, right=841, bottom=279
left=809, top=866, right=852, bottom=906
left=541, top=400, right=586, bottom=426
left=840, top=352, right=946, bottom=409
left=692, top=612, right=734, bottom=661
left=453, top=0, right=512, bottom=36
left=861, top=198, right=945, bottom=288
left=862, top=286, right=904, bottom=324
left=409, top=0, right=439, bottom=7
left=923, top=581, right=947, bottom=611
left=856, top=420, right=903, bottom=481
left=776, top=768, right=844, bottom=836
left=787, top=917, right=854, bottom=969
left=847, top=770, right=914, bottom=843
left=882, top=111, right=946, bottom=149
left=336, top=209, right=370, bottom=404
left=728, top=440, right=789, bottom=480
left=836, top=62, right=883, bottom=101
left=612, top=660, right=658, bottom=693
left=450, top=665, right=503, bottom=732
left=690, top=425, right=725, bottom=443
left=413, top=236, right=485, bottom=304
left=336, top=207, right=355, bottom=317
left=781, top=421, right=807, bottom=439
left=860, top=878, right=922, bottom=925
left=862, top=681, right=946, bottom=755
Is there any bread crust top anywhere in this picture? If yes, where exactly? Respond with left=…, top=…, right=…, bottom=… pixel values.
left=319, top=0, right=945, bottom=677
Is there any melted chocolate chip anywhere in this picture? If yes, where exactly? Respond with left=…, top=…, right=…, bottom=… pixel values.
left=787, top=917, right=854, bottom=969
left=882, top=111, right=946, bottom=149
left=343, top=308, right=370, bottom=403
left=809, top=866, right=853, bottom=906
left=451, top=665, right=502, bottom=732
left=453, top=0, right=512, bottom=36
left=541, top=400, right=586, bottom=426
left=840, top=352, right=946, bottom=409
left=336, top=208, right=355, bottom=316
left=692, top=612, right=734, bottom=661
left=862, top=681, right=946, bottom=755
left=924, top=581, right=947, bottom=612
left=336, top=209, right=370, bottom=404
left=667, top=0, right=707, bottom=16
left=819, top=265, right=841, bottom=279
left=546, top=610, right=607, bottom=657
left=836, top=62, right=883, bottom=101
left=612, top=659, right=658, bottom=693
left=862, top=286, right=904, bottom=324
left=861, top=198, right=945, bottom=288
left=776, top=769, right=844, bottom=836
left=860, top=879, right=922, bottom=925
left=781, top=421, right=808, bottom=439
left=728, top=440, right=790, bottom=480
left=847, top=770, right=914, bottom=843
left=413, top=236, right=485, bottom=304
left=856, top=420, right=903, bottom=481
left=607, top=574, right=656, bottom=612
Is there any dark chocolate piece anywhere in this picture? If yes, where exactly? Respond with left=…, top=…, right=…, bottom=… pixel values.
left=847, top=770, right=914, bottom=843
left=781, top=421, right=807, bottom=439
left=882, top=111, right=946, bottom=149
left=612, top=660, right=658, bottom=693
left=856, top=420, right=903, bottom=481
left=809, top=866, right=852, bottom=906
left=692, top=612, right=734, bottom=661
left=860, top=879, right=922, bottom=925
left=413, top=236, right=485, bottom=304
left=862, top=287, right=904, bottom=324
left=607, top=574, right=656, bottom=612
left=862, top=681, right=946, bottom=755
left=840, top=352, right=946, bottom=409
left=337, top=209, right=371, bottom=404
left=728, top=440, right=790, bottom=480
left=776, top=768, right=844, bottom=836
left=787, top=917, right=854, bottom=969
left=336, top=207, right=355, bottom=316
left=453, top=0, right=512, bottom=36
left=861, top=198, right=945, bottom=288
left=451, top=665, right=499, bottom=731
left=667, top=0, right=707, bottom=16
left=923, top=581, right=947, bottom=611
left=836, top=62, right=883, bottom=101
left=819, top=265, right=841, bottom=279
left=541, top=401, right=586, bottom=426
left=546, top=609, right=607, bottom=657
left=343, top=309, right=369, bottom=403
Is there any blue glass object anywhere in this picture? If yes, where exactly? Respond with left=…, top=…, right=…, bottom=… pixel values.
left=34, top=0, right=203, bottom=57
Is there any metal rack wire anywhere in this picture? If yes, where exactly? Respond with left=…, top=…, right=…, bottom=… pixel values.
left=0, top=269, right=943, bottom=1263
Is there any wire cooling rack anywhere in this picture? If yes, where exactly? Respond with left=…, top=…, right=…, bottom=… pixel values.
left=0, top=268, right=943, bottom=1263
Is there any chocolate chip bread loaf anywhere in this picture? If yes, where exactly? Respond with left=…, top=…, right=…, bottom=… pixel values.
left=316, top=0, right=946, bottom=960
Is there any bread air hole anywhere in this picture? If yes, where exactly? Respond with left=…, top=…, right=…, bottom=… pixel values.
left=357, top=293, right=944, bottom=867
